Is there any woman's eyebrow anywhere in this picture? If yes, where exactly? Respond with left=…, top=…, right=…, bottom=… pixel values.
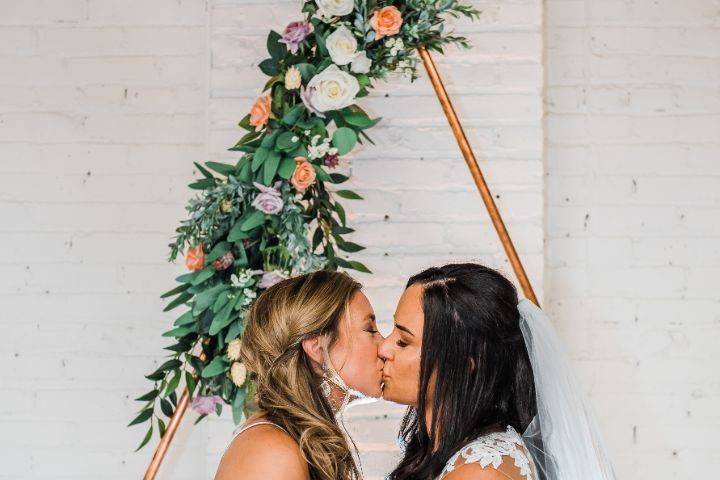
left=394, top=323, right=414, bottom=337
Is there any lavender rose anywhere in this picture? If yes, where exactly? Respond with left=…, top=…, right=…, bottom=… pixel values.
left=189, top=395, right=222, bottom=415
left=259, top=269, right=290, bottom=289
left=279, top=20, right=313, bottom=54
left=251, top=181, right=283, bottom=214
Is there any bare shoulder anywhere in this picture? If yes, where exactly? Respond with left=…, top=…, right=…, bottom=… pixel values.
left=214, top=424, right=308, bottom=480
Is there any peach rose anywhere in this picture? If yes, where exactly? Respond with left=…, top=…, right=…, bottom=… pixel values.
left=291, top=156, right=316, bottom=192
left=249, top=95, right=271, bottom=132
left=370, top=6, right=403, bottom=40
left=185, top=244, right=205, bottom=271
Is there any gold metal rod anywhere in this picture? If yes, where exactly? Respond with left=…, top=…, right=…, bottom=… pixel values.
left=143, top=387, right=190, bottom=480
left=144, top=349, right=207, bottom=479
left=417, top=46, right=539, bottom=306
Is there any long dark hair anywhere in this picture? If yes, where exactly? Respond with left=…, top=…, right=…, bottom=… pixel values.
left=388, top=263, right=537, bottom=480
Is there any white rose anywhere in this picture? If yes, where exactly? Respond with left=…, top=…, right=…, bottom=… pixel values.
left=305, top=64, right=360, bottom=112
left=350, top=50, right=372, bottom=74
left=226, top=338, right=242, bottom=361
left=315, top=0, right=354, bottom=17
left=326, top=25, right=358, bottom=66
left=230, top=362, right=247, bottom=387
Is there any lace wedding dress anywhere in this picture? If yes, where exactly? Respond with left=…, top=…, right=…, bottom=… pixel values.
left=437, top=425, right=535, bottom=480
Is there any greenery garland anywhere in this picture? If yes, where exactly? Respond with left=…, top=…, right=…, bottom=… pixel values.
left=130, top=0, right=480, bottom=451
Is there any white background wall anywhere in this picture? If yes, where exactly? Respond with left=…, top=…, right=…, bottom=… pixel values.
left=0, top=0, right=716, bottom=479
left=545, top=1, right=720, bottom=477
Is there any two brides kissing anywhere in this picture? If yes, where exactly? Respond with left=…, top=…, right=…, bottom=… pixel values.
left=214, top=263, right=615, bottom=480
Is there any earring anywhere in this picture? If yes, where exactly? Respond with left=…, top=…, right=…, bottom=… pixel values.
left=320, top=364, right=333, bottom=399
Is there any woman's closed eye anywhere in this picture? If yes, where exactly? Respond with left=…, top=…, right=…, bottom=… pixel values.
left=396, top=339, right=408, bottom=348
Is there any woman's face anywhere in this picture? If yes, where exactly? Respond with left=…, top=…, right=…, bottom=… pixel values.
left=378, top=283, right=425, bottom=406
left=328, top=291, right=385, bottom=398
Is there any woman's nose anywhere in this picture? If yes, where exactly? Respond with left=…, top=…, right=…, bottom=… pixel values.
left=378, top=336, right=393, bottom=361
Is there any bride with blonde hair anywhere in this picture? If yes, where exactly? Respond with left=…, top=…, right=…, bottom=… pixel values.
left=214, top=269, right=384, bottom=480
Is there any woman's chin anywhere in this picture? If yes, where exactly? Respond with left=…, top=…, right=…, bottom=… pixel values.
left=380, top=384, right=397, bottom=403
left=351, top=381, right=383, bottom=400
left=367, top=383, right=384, bottom=399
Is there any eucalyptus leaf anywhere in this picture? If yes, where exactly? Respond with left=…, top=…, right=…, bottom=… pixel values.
left=128, top=408, right=153, bottom=427
left=241, top=209, right=266, bottom=231
left=206, top=242, right=232, bottom=263
left=205, top=161, right=236, bottom=176
left=259, top=58, right=279, bottom=76
left=261, top=130, right=279, bottom=148
left=232, top=387, right=247, bottom=425
left=335, top=189, right=363, bottom=200
left=337, top=241, right=365, bottom=253
left=332, top=127, right=358, bottom=155
left=190, top=267, right=215, bottom=286
left=281, top=104, right=305, bottom=126
left=252, top=147, right=269, bottom=172
left=313, top=164, right=332, bottom=182
left=267, top=30, right=286, bottom=60
left=276, top=131, right=298, bottom=151
left=162, top=326, right=194, bottom=338
left=163, top=291, right=192, bottom=312
left=134, top=389, right=159, bottom=402
left=224, top=319, right=245, bottom=343
left=209, top=295, right=240, bottom=335
left=263, top=150, right=281, bottom=185
left=344, top=112, right=381, bottom=129
left=201, top=356, right=228, bottom=378
left=212, top=290, right=231, bottom=313
left=278, top=156, right=296, bottom=179
left=173, top=309, right=195, bottom=326
left=193, top=284, right=230, bottom=316
left=160, top=283, right=189, bottom=299
left=165, top=369, right=182, bottom=396
left=348, top=260, right=371, bottom=273
left=160, top=398, right=174, bottom=417
left=134, top=424, right=154, bottom=451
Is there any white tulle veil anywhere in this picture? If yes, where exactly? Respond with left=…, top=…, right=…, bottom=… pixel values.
left=517, top=298, right=616, bottom=480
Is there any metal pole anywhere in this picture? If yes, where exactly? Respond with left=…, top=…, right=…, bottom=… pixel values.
left=417, top=46, right=539, bottom=306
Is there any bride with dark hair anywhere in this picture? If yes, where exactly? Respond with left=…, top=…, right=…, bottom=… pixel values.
left=380, top=263, right=615, bottom=480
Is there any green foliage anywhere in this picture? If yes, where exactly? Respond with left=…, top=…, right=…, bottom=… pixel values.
left=132, top=0, right=479, bottom=451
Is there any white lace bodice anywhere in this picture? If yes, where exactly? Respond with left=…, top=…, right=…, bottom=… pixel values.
left=437, top=425, right=534, bottom=480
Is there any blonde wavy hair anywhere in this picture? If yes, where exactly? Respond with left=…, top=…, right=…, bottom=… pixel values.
left=239, top=269, right=363, bottom=480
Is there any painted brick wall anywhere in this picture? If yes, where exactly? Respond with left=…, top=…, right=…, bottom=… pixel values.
left=0, top=0, right=209, bottom=478
left=545, top=1, right=720, bottom=478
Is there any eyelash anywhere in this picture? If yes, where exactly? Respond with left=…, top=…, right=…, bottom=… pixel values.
left=366, top=328, right=379, bottom=334
left=396, top=340, right=408, bottom=348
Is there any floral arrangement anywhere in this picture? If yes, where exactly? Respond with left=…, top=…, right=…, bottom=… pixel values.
left=130, top=0, right=480, bottom=450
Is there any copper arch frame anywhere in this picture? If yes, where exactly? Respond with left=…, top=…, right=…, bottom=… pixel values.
left=143, top=45, right=540, bottom=480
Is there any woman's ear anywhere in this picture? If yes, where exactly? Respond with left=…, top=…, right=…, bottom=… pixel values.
left=301, top=335, right=324, bottom=368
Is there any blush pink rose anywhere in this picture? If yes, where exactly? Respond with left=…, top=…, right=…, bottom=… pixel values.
left=370, top=6, right=403, bottom=40
left=291, top=156, right=317, bottom=192
left=249, top=95, right=271, bottom=132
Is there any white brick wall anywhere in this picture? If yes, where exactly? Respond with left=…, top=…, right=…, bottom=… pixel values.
left=6, top=0, right=717, bottom=479
left=545, top=1, right=720, bottom=478
left=0, top=0, right=209, bottom=478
